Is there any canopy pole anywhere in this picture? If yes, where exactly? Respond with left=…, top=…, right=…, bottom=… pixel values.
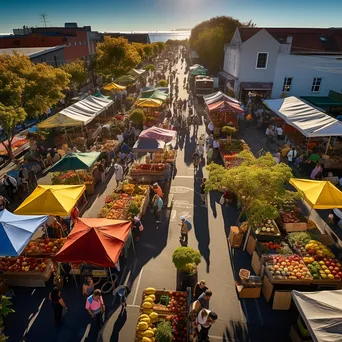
left=80, top=125, right=85, bottom=138
left=306, top=137, right=311, bottom=156
left=325, top=137, right=331, bottom=154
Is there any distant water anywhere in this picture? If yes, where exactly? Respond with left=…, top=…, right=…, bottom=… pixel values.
left=148, top=31, right=191, bottom=43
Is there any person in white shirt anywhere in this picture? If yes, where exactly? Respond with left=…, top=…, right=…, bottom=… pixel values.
left=287, top=147, right=297, bottom=165
left=276, top=125, right=284, bottom=140
left=197, top=309, right=218, bottom=341
left=208, top=122, right=214, bottom=134
left=2, top=174, right=18, bottom=200
left=114, top=164, right=124, bottom=188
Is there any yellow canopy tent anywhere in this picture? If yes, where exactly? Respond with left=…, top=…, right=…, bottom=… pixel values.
left=289, top=178, right=342, bottom=209
left=14, top=185, right=86, bottom=216
left=103, top=83, right=126, bottom=91
left=135, top=98, right=162, bottom=108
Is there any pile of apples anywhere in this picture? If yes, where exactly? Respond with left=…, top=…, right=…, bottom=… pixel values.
left=24, top=238, right=66, bottom=255
left=166, top=291, right=188, bottom=314
left=0, top=256, right=49, bottom=272
left=304, top=257, right=342, bottom=280
left=169, top=314, right=187, bottom=342
left=265, top=254, right=313, bottom=281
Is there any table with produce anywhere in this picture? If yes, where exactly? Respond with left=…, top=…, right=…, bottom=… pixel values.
left=135, top=287, right=189, bottom=342
left=0, top=256, right=54, bottom=287
left=288, top=232, right=342, bottom=285
left=219, top=139, right=249, bottom=169
left=98, top=183, right=150, bottom=220
left=252, top=219, right=281, bottom=242
left=152, top=150, right=177, bottom=164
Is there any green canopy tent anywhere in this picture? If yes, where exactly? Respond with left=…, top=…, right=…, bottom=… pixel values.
left=190, top=65, right=208, bottom=76
left=140, top=90, right=168, bottom=103
left=115, top=75, right=136, bottom=85
left=49, top=152, right=101, bottom=173
left=94, top=91, right=111, bottom=99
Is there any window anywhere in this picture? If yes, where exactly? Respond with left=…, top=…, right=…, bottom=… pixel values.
left=74, top=42, right=77, bottom=46
left=282, top=77, right=293, bottom=92
left=320, top=36, right=327, bottom=42
left=256, top=52, right=268, bottom=69
left=84, top=41, right=87, bottom=45
left=79, top=41, right=82, bottom=45
left=311, top=78, right=322, bottom=92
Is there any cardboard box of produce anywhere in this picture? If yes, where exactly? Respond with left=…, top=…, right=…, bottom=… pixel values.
left=228, top=226, right=243, bottom=248
left=262, top=275, right=274, bottom=302
left=246, top=235, right=256, bottom=255
left=272, top=290, right=292, bottom=310
left=235, top=283, right=261, bottom=299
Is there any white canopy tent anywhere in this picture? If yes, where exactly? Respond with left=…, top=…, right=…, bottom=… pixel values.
left=292, top=290, right=342, bottom=342
left=203, top=91, right=241, bottom=106
left=38, top=96, right=113, bottom=128
left=263, top=96, right=342, bottom=137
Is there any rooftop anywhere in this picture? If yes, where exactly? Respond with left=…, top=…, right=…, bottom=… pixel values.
left=238, top=27, right=342, bottom=54
left=0, top=46, right=65, bottom=58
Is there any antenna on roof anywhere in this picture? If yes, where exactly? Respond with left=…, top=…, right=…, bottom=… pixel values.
left=40, top=14, right=49, bottom=27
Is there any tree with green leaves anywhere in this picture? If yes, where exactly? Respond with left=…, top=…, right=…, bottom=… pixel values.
left=132, top=42, right=146, bottom=59
left=144, top=64, right=156, bottom=71
left=61, top=59, right=88, bottom=91
left=152, top=43, right=159, bottom=55
left=157, top=79, right=168, bottom=87
left=0, top=53, right=70, bottom=158
left=155, top=41, right=166, bottom=52
left=96, top=37, right=141, bottom=79
left=190, top=16, right=254, bottom=72
left=143, top=44, right=154, bottom=58
left=205, top=151, right=299, bottom=224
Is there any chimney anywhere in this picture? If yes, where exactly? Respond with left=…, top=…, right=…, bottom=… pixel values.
left=286, top=36, right=293, bottom=44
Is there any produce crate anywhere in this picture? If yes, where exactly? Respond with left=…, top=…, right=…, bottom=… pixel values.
left=253, top=220, right=281, bottom=242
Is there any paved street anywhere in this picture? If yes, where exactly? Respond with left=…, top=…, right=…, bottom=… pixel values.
left=5, top=56, right=298, bottom=342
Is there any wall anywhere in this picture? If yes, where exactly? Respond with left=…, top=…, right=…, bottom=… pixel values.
left=31, top=48, right=65, bottom=67
left=63, top=31, right=89, bottom=62
left=238, top=29, right=280, bottom=84
left=272, top=53, right=342, bottom=98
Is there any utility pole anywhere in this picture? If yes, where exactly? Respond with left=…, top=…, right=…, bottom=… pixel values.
left=40, top=14, right=49, bottom=27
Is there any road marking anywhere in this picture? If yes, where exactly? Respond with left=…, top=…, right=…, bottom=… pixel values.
left=23, top=298, right=45, bottom=338
left=175, top=175, right=194, bottom=179
left=127, top=304, right=141, bottom=308
left=208, top=335, right=225, bottom=340
left=132, top=266, right=144, bottom=306
left=80, top=323, right=91, bottom=342
left=31, top=289, right=36, bottom=296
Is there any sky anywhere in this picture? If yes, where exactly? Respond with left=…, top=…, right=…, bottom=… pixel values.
left=1, top=0, right=342, bottom=34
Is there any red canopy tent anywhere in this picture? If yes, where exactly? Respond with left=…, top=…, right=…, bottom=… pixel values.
left=139, top=127, right=176, bottom=143
left=208, top=100, right=244, bottom=114
left=54, top=218, right=132, bottom=267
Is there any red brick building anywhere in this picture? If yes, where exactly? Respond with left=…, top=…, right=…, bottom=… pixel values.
left=0, top=24, right=101, bottom=63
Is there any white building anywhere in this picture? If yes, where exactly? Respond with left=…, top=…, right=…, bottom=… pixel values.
left=222, top=27, right=342, bottom=103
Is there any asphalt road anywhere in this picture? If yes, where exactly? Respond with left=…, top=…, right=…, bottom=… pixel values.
left=5, top=54, right=298, bottom=342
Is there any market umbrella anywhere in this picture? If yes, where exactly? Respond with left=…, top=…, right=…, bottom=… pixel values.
left=115, top=75, right=136, bottom=85
left=132, top=138, right=165, bottom=153
left=189, top=65, right=207, bottom=76
left=49, top=152, right=101, bottom=173
left=289, top=178, right=342, bottom=209
left=135, top=98, right=163, bottom=108
left=140, top=90, right=168, bottom=103
left=142, top=87, right=169, bottom=94
left=0, top=209, right=48, bottom=256
left=103, top=82, right=126, bottom=91
left=139, top=127, right=177, bottom=143
left=54, top=218, right=132, bottom=267
left=129, top=69, right=146, bottom=78
left=14, top=185, right=86, bottom=216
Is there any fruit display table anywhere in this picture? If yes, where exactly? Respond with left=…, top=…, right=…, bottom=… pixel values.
left=1, top=258, right=54, bottom=287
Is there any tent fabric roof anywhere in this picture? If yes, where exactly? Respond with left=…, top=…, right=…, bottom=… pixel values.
left=301, top=96, right=342, bottom=108
left=15, top=185, right=86, bottom=216
left=103, top=83, right=126, bottom=91
left=139, top=127, right=177, bottom=143
left=292, top=290, right=342, bottom=342
left=38, top=96, right=113, bottom=128
left=290, top=178, right=342, bottom=209
left=263, top=96, right=342, bottom=137
left=129, top=69, right=146, bottom=77
left=142, top=86, right=169, bottom=94
left=208, top=100, right=244, bottom=114
left=54, top=218, right=132, bottom=267
left=132, top=138, right=165, bottom=152
left=135, top=98, right=163, bottom=108
left=204, top=91, right=241, bottom=106
left=49, top=152, right=101, bottom=172
left=115, top=75, right=136, bottom=85
left=140, top=90, right=168, bottom=102
left=0, top=209, right=48, bottom=257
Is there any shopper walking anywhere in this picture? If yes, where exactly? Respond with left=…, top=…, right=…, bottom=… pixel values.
left=49, top=287, right=68, bottom=325
left=193, top=280, right=208, bottom=301
left=197, top=310, right=218, bottom=341
left=200, top=178, right=207, bottom=206
left=195, top=290, right=213, bottom=311
left=152, top=194, right=163, bottom=223
left=207, top=145, right=214, bottom=165
left=179, top=216, right=192, bottom=246
left=287, top=146, right=297, bottom=166
left=2, top=174, right=18, bottom=200
left=82, top=276, right=94, bottom=297
left=114, top=163, right=124, bottom=187
left=86, top=289, right=105, bottom=330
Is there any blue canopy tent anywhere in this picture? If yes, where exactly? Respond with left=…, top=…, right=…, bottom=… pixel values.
left=0, top=209, right=48, bottom=256
left=132, top=138, right=165, bottom=153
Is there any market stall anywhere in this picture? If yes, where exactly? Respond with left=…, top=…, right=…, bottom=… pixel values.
left=203, top=91, right=241, bottom=106
left=135, top=98, right=163, bottom=108
left=115, top=75, right=136, bottom=86
left=292, top=290, right=342, bottom=342
left=140, top=90, right=169, bottom=103
left=139, top=127, right=176, bottom=143
left=0, top=210, right=55, bottom=287
left=103, top=82, right=126, bottom=92
left=132, top=138, right=165, bottom=153
left=14, top=184, right=86, bottom=216
left=49, top=151, right=102, bottom=194
left=135, top=287, right=190, bottom=342
left=128, top=68, right=146, bottom=78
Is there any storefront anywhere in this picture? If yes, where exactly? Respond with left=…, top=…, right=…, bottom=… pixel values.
left=239, top=82, right=273, bottom=105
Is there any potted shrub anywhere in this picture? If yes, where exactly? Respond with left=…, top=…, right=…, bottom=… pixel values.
left=155, top=320, right=173, bottom=342
left=129, top=109, right=146, bottom=126
left=0, top=295, right=14, bottom=340
left=144, top=64, right=156, bottom=72
left=172, top=247, right=201, bottom=291
left=222, top=125, right=237, bottom=145
left=157, top=79, right=168, bottom=87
